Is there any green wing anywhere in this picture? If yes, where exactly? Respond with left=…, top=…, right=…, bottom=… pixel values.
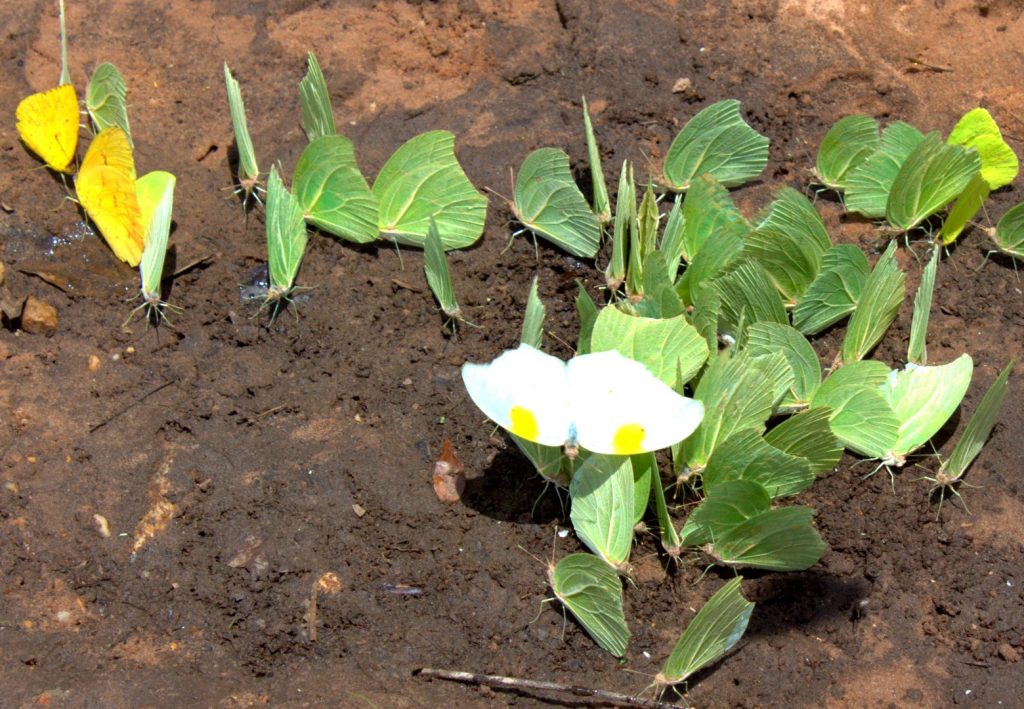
left=86, top=62, right=132, bottom=145
left=373, top=131, right=487, bottom=249
left=549, top=553, right=630, bottom=657
left=513, top=147, right=601, bottom=258
left=293, top=135, right=378, bottom=243
left=663, top=100, right=769, bottom=190
left=265, top=167, right=308, bottom=297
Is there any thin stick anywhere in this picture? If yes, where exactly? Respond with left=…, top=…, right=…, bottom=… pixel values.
left=168, top=254, right=214, bottom=280
left=414, top=667, right=691, bottom=709
left=90, top=380, right=175, bottom=433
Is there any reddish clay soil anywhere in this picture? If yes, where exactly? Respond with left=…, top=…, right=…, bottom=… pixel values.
left=1, top=1, right=1023, bottom=707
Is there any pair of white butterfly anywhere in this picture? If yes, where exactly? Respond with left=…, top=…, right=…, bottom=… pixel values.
left=462, top=344, right=704, bottom=455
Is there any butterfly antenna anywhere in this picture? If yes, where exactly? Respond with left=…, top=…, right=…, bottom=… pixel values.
left=482, top=182, right=511, bottom=205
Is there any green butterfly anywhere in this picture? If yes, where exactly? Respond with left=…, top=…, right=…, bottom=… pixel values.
left=264, top=166, right=308, bottom=311
left=125, top=171, right=176, bottom=326
left=547, top=553, right=630, bottom=657
left=513, top=147, right=601, bottom=258
left=86, top=63, right=132, bottom=145
left=655, top=577, right=754, bottom=692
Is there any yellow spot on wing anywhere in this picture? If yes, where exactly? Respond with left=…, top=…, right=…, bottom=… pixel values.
left=612, top=423, right=646, bottom=455
left=509, top=405, right=540, bottom=441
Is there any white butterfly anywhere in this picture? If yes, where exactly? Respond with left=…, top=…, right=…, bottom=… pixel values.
left=462, top=344, right=704, bottom=455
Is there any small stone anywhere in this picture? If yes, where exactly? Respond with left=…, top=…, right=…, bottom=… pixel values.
left=93, top=513, right=111, bottom=538
left=88, top=355, right=101, bottom=371
left=26, top=456, right=37, bottom=464
left=998, top=643, right=1020, bottom=662
left=352, top=503, right=367, bottom=518
left=20, top=296, right=57, bottom=336
left=672, top=77, right=693, bottom=94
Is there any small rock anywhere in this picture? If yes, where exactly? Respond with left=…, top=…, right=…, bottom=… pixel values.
left=998, top=643, right=1020, bottom=662
left=88, top=355, right=101, bottom=371
left=672, top=77, right=693, bottom=94
left=93, top=513, right=111, bottom=538
left=20, top=296, right=57, bottom=336
left=352, top=503, right=367, bottom=518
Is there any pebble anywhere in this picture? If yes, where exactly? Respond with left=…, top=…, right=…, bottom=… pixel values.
left=20, top=296, right=57, bottom=336
left=672, top=77, right=693, bottom=94
left=93, top=514, right=111, bottom=538
left=998, top=643, right=1020, bottom=663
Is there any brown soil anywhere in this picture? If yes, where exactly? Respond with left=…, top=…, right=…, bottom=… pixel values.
left=2, top=1, right=1023, bottom=707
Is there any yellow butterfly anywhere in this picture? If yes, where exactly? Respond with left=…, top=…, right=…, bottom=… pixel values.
left=16, top=84, right=80, bottom=174
left=75, top=127, right=144, bottom=266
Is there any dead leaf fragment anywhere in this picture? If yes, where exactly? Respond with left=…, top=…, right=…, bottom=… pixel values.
left=432, top=438, right=465, bottom=504
left=227, top=535, right=263, bottom=568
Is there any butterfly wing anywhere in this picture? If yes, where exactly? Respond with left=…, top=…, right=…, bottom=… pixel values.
left=135, top=171, right=176, bottom=298
left=76, top=127, right=144, bottom=266
left=80, top=125, right=136, bottom=177
left=461, top=344, right=572, bottom=447
left=16, top=84, right=80, bottom=173
left=568, top=350, right=704, bottom=455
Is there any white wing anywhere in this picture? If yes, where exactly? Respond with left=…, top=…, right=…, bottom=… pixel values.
left=461, top=344, right=573, bottom=447
left=568, top=350, right=704, bottom=455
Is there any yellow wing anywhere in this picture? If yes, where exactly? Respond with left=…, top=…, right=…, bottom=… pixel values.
left=80, top=126, right=137, bottom=178
left=76, top=128, right=144, bottom=266
left=16, top=84, right=80, bottom=174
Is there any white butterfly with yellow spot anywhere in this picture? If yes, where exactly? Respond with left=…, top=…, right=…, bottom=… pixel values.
left=462, top=344, right=704, bottom=456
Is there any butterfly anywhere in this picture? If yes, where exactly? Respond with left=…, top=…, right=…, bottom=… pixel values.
left=462, top=344, right=704, bottom=456
left=16, top=84, right=80, bottom=173
left=75, top=127, right=144, bottom=266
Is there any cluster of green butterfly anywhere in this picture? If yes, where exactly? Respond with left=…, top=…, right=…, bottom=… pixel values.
left=815, top=108, right=1023, bottom=257
left=464, top=99, right=1015, bottom=691
left=224, top=53, right=487, bottom=312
